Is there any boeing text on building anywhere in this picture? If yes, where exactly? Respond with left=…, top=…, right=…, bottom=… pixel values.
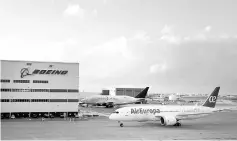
left=1, top=60, right=79, bottom=118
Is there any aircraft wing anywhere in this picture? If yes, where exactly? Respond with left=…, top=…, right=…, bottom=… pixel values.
left=112, top=101, right=141, bottom=106
left=103, top=98, right=148, bottom=106
left=214, top=106, right=237, bottom=112
left=154, top=112, right=178, bottom=119
left=104, top=101, right=133, bottom=106
left=135, top=98, right=146, bottom=100
left=176, top=112, right=210, bottom=116
left=155, top=112, right=211, bottom=120
left=176, top=112, right=212, bottom=120
left=105, top=101, right=114, bottom=105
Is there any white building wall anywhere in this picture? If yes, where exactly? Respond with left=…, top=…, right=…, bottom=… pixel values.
left=1, top=60, right=79, bottom=89
left=1, top=92, right=78, bottom=99
left=1, top=60, right=79, bottom=113
left=1, top=103, right=78, bottom=113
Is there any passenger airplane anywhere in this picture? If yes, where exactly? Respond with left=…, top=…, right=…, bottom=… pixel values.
left=80, top=87, right=149, bottom=108
left=109, top=87, right=230, bottom=127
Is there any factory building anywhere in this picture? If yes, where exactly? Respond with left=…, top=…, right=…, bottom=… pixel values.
left=1, top=60, right=79, bottom=118
left=101, top=89, right=110, bottom=95
left=115, top=88, right=144, bottom=97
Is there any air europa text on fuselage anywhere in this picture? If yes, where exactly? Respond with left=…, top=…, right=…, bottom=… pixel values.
left=131, top=108, right=160, bottom=114
left=32, top=69, right=68, bottom=75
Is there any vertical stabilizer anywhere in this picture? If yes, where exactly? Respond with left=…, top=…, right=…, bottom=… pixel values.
left=135, top=87, right=149, bottom=98
left=202, top=87, right=220, bottom=108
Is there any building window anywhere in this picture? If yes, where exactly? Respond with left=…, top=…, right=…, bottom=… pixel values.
left=31, top=99, right=49, bottom=102
left=1, top=88, right=78, bottom=93
left=10, top=99, right=30, bottom=102
left=12, top=89, right=18, bottom=92
left=1, top=99, right=10, bottom=102
left=49, top=99, right=67, bottom=102
left=68, top=89, right=79, bottom=93
left=1, top=79, right=10, bottom=83
left=33, top=89, right=49, bottom=92
left=1, top=88, right=11, bottom=92
left=1, top=99, right=76, bottom=103
left=50, top=89, right=67, bottom=92
left=68, top=99, right=79, bottom=102
left=33, top=80, right=48, bottom=83
left=13, top=80, right=30, bottom=83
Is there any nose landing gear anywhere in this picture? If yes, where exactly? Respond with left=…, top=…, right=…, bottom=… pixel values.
left=118, top=121, right=124, bottom=127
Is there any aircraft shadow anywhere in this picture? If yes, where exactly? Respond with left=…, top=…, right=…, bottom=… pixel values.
left=107, top=121, right=226, bottom=131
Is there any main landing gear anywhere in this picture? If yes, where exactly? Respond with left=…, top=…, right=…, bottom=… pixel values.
left=174, top=122, right=181, bottom=127
left=118, top=121, right=124, bottom=127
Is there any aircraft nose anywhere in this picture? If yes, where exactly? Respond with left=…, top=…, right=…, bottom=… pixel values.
left=109, top=114, right=115, bottom=120
left=80, top=98, right=87, bottom=103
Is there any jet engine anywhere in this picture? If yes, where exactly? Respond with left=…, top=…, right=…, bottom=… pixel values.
left=160, top=116, right=177, bottom=126
left=104, top=102, right=114, bottom=108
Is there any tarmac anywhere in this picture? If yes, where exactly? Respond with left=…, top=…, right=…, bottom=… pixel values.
left=1, top=104, right=237, bottom=140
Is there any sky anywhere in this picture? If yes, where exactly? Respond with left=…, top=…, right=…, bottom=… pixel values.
left=0, top=0, right=237, bottom=95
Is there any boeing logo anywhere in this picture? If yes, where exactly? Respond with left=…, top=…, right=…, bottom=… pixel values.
left=20, top=68, right=32, bottom=78
left=209, top=96, right=217, bottom=103
left=20, top=68, right=68, bottom=78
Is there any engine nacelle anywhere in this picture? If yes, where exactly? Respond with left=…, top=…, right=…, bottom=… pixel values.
left=101, top=103, right=107, bottom=106
left=105, top=103, right=114, bottom=108
left=160, top=116, right=177, bottom=126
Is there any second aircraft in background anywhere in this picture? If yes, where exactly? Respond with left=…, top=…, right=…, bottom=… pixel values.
left=80, top=87, right=149, bottom=108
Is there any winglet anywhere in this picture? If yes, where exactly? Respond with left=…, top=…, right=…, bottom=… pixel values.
left=202, top=87, right=220, bottom=108
left=135, top=87, right=149, bottom=98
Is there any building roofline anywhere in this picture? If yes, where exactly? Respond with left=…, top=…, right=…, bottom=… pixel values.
left=0, top=59, right=79, bottom=64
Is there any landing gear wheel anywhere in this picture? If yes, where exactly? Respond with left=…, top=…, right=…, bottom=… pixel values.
left=174, top=122, right=181, bottom=127
left=120, top=123, right=124, bottom=127
left=176, top=123, right=181, bottom=126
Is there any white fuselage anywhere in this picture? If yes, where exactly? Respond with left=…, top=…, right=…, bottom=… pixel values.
left=109, top=105, right=217, bottom=122
left=82, top=95, right=140, bottom=105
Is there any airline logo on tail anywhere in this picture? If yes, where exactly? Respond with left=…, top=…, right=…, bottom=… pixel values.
left=202, top=87, right=220, bottom=108
left=209, top=96, right=217, bottom=103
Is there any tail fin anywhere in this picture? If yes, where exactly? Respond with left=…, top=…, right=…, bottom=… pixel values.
left=202, top=87, right=220, bottom=108
left=135, top=87, right=149, bottom=98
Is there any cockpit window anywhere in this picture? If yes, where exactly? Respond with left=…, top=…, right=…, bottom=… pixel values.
left=113, top=111, right=119, bottom=114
